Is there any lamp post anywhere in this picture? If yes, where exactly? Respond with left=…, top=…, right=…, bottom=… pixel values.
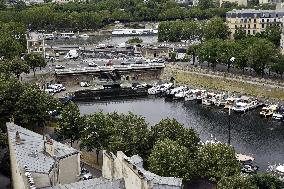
left=228, top=107, right=231, bottom=145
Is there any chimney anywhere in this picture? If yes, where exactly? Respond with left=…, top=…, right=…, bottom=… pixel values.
left=44, top=138, right=55, bottom=157
left=15, top=131, right=21, bottom=145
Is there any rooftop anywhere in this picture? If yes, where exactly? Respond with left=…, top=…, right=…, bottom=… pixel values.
left=7, top=122, right=79, bottom=174
left=46, top=178, right=125, bottom=189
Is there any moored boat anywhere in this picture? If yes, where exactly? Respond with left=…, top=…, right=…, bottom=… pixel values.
left=260, top=104, right=278, bottom=118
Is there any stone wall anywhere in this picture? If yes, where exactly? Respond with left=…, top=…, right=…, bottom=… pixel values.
left=58, top=154, right=80, bottom=185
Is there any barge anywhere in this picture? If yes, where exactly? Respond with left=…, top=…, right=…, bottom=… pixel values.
left=73, top=84, right=148, bottom=101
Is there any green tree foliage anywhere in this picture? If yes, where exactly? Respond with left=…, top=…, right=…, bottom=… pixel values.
left=0, top=77, right=26, bottom=116
left=148, top=138, right=195, bottom=179
left=25, top=53, right=46, bottom=76
left=203, top=17, right=230, bottom=40
left=58, top=102, right=83, bottom=147
left=271, top=54, right=284, bottom=79
left=150, top=118, right=200, bottom=154
left=246, top=38, right=277, bottom=77
left=197, top=38, right=221, bottom=68
left=80, top=111, right=113, bottom=152
left=197, top=143, right=240, bottom=180
left=218, top=175, right=257, bottom=189
left=158, top=20, right=202, bottom=42
left=187, top=44, right=200, bottom=65
left=233, top=28, right=247, bottom=40
left=0, top=129, right=7, bottom=149
left=198, top=0, right=217, bottom=9
left=6, top=56, right=29, bottom=79
left=0, top=34, right=22, bottom=60
left=251, top=173, right=284, bottom=189
left=14, top=86, right=59, bottom=129
left=126, top=37, right=143, bottom=44
left=256, top=25, right=282, bottom=46
left=107, top=112, right=150, bottom=158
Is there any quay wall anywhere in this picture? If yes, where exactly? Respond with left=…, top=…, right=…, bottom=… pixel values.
left=55, top=69, right=163, bottom=86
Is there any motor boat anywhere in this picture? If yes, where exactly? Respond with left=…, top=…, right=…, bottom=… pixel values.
left=213, top=93, right=228, bottom=107
left=79, top=34, right=90, bottom=38
left=201, top=92, right=215, bottom=106
left=260, top=104, right=278, bottom=118
left=147, top=83, right=172, bottom=95
left=174, top=87, right=190, bottom=99
left=224, top=97, right=236, bottom=109
left=232, top=99, right=249, bottom=113
left=184, top=89, right=200, bottom=101
left=272, top=106, right=284, bottom=121
left=236, top=154, right=258, bottom=174
left=165, top=86, right=187, bottom=100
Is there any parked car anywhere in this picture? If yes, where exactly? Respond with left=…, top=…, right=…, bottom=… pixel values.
left=81, top=168, right=93, bottom=180
left=80, top=82, right=90, bottom=87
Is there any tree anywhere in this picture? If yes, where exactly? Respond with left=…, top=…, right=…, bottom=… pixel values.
left=7, top=56, right=29, bottom=79
left=233, top=28, right=247, bottom=40
left=14, top=86, right=59, bottom=130
left=126, top=37, right=143, bottom=44
left=14, top=1, right=26, bottom=11
left=197, top=143, right=240, bottom=180
left=217, top=40, right=241, bottom=72
left=198, top=0, right=217, bottom=9
left=0, top=77, right=26, bottom=116
left=218, top=175, right=257, bottom=189
left=259, top=25, right=281, bottom=46
left=58, top=102, right=83, bottom=147
left=246, top=38, right=277, bottom=77
left=151, top=118, right=200, bottom=154
left=203, top=17, right=230, bottom=40
left=271, top=54, right=284, bottom=79
left=107, top=112, right=151, bottom=158
left=251, top=173, right=284, bottom=189
left=0, top=34, right=22, bottom=60
left=197, top=38, right=221, bottom=68
left=0, top=129, right=7, bottom=149
left=148, top=138, right=195, bottom=180
left=80, top=111, right=114, bottom=162
left=25, top=53, right=46, bottom=76
left=187, top=44, right=200, bottom=65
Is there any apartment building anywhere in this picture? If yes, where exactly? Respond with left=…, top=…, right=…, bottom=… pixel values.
left=226, top=9, right=284, bottom=38
left=220, top=0, right=247, bottom=7
left=27, top=32, right=45, bottom=55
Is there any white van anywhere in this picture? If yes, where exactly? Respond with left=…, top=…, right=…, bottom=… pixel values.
left=64, top=50, right=79, bottom=59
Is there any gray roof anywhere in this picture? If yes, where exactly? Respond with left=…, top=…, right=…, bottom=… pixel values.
left=226, top=9, right=284, bottom=18
left=7, top=122, right=79, bottom=174
left=46, top=178, right=125, bottom=189
left=126, top=155, right=182, bottom=187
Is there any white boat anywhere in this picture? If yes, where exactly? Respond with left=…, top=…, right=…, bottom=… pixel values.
left=201, top=92, right=215, bottom=106
left=224, top=97, right=236, bottom=109
left=212, top=93, right=227, bottom=106
left=272, top=107, right=284, bottom=121
left=165, top=86, right=187, bottom=99
left=79, top=34, right=89, bottom=38
left=247, top=100, right=259, bottom=110
left=232, top=100, right=249, bottom=113
left=184, top=89, right=200, bottom=101
left=174, top=88, right=190, bottom=99
left=260, top=104, right=278, bottom=118
left=147, top=83, right=172, bottom=95
left=112, top=28, right=158, bottom=36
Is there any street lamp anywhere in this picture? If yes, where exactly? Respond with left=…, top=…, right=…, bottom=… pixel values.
left=228, top=107, right=231, bottom=145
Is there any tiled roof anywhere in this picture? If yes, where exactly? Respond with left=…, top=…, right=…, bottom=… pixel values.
left=7, top=122, right=79, bottom=174
left=46, top=178, right=125, bottom=189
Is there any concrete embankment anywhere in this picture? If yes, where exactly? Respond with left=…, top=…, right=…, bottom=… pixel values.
left=163, top=65, right=284, bottom=101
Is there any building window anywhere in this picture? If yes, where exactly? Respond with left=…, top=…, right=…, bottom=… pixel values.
left=249, top=18, right=251, bottom=22
left=248, top=24, right=250, bottom=29
left=254, top=24, right=256, bottom=29
left=262, top=19, right=264, bottom=22
left=253, top=30, right=256, bottom=34
left=262, top=24, right=264, bottom=28
left=267, top=19, right=269, bottom=22
left=235, top=25, right=237, bottom=29
left=244, top=19, right=247, bottom=23
left=274, top=18, right=276, bottom=22
left=244, top=25, right=246, bottom=28
left=254, top=19, right=256, bottom=23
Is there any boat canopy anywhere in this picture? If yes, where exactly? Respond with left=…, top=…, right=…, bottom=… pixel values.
left=236, top=153, right=254, bottom=162
left=276, top=165, right=284, bottom=173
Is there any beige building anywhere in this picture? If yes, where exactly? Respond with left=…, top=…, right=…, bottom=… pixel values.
left=226, top=9, right=284, bottom=38
left=27, top=32, right=45, bottom=55
left=102, top=151, right=182, bottom=189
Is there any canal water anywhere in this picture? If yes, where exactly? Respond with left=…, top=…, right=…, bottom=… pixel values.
left=77, top=97, right=284, bottom=172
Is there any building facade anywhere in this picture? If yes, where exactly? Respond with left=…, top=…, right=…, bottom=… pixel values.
left=226, top=9, right=284, bottom=38
left=27, top=32, right=45, bottom=55
left=220, top=0, right=247, bottom=7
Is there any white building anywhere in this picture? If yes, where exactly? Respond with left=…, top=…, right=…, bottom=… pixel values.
left=51, top=0, right=85, bottom=3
